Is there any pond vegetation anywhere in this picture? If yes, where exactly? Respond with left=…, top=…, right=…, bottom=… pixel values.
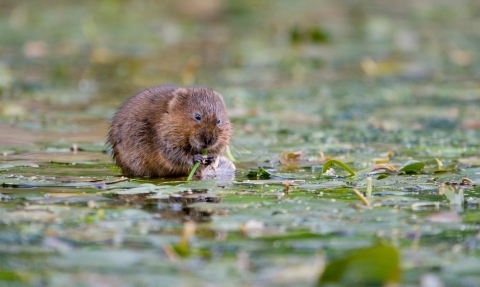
left=1, top=0, right=480, bottom=286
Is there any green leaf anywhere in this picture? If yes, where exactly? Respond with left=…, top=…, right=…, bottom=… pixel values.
left=320, top=159, right=357, bottom=177
left=318, top=242, right=401, bottom=286
left=225, top=145, right=237, bottom=162
left=247, top=167, right=272, bottom=179
left=0, top=271, right=23, bottom=281
left=399, top=160, right=425, bottom=174
left=111, top=184, right=185, bottom=196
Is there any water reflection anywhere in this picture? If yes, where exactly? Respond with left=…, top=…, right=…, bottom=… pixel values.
left=123, top=188, right=222, bottom=223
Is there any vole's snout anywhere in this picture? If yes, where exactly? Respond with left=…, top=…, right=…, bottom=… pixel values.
left=204, top=136, right=213, bottom=147
left=201, top=133, right=217, bottom=149
left=190, top=130, right=217, bottom=151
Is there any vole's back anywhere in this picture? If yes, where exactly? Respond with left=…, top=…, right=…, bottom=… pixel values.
left=108, top=85, right=179, bottom=177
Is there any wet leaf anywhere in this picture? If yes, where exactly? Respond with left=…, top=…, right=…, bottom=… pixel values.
left=280, top=150, right=304, bottom=166
left=0, top=162, right=39, bottom=170
left=0, top=271, right=23, bottom=281
left=318, top=243, right=401, bottom=286
left=428, top=211, right=462, bottom=223
left=112, top=184, right=185, bottom=196
left=234, top=179, right=305, bottom=186
left=247, top=167, right=273, bottom=179
left=399, top=160, right=425, bottom=174
left=371, top=164, right=397, bottom=172
left=0, top=209, right=57, bottom=223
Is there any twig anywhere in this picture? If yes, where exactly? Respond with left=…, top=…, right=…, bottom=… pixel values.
left=353, top=189, right=371, bottom=206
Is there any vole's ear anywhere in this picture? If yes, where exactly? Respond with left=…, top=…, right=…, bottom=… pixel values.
left=173, top=88, right=189, bottom=101
left=167, top=88, right=188, bottom=111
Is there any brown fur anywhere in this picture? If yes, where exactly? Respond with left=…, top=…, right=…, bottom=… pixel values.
left=108, top=85, right=233, bottom=177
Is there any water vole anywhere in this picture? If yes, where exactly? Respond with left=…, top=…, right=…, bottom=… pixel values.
left=108, top=85, right=235, bottom=178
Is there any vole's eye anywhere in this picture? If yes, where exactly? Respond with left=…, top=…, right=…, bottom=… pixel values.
left=217, top=119, right=221, bottom=124
left=195, top=114, right=201, bottom=121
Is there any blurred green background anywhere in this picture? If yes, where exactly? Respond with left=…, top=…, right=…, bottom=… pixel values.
left=1, top=0, right=479, bottom=150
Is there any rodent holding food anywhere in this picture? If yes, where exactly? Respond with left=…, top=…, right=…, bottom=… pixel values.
left=108, top=85, right=235, bottom=178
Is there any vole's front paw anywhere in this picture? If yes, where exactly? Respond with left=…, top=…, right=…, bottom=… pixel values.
left=193, top=154, right=203, bottom=164
left=203, top=155, right=215, bottom=165
left=193, top=154, right=215, bottom=165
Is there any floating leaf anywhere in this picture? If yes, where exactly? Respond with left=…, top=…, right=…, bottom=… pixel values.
left=234, top=179, right=305, bottom=186
left=371, top=164, right=397, bottom=172
left=280, top=150, right=304, bottom=166
left=0, top=271, right=23, bottom=281
left=318, top=242, right=401, bottom=286
left=440, top=184, right=464, bottom=206
left=0, top=209, right=57, bottom=224
left=290, top=25, right=330, bottom=44
left=432, top=164, right=458, bottom=174
left=428, top=211, right=462, bottom=223
left=457, top=156, right=480, bottom=165
left=247, top=167, right=272, bottom=179
left=376, top=174, right=389, bottom=180
left=0, top=162, right=39, bottom=170
left=399, top=160, right=425, bottom=174
left=112, top=184, right=184, bottom=195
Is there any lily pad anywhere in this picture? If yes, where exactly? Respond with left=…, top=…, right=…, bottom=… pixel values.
left=112, top=184, right=185, bottom=195
left=399, top=160, right=426, bottom=174
left=247, top=167, right=274, bottom=179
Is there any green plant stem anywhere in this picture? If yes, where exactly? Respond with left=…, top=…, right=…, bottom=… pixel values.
left=225, top=145, right=236, bottom=162
left=187, top=150, right=208, bottom=181
left=366, top=175, right=372, bottom=197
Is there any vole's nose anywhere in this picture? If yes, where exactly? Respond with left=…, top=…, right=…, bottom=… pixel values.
left=204, top=136, right=213, bottom=147
left=198, top=129, right=217, bottom=150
